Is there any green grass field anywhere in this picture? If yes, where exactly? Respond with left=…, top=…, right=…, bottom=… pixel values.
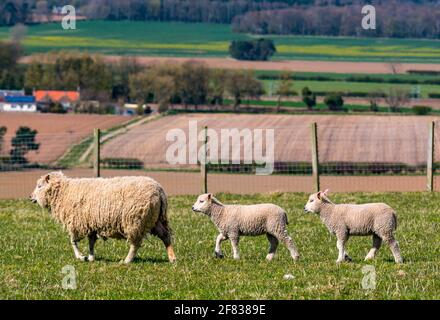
left=1, top=192, right=439, bottom=299
left=262, top=80, right=440, bottom=99
left=3, top=20, right=440, bottom=62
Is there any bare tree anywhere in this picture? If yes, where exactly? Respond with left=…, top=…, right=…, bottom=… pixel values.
left=384, top=87, right=410, bottom=112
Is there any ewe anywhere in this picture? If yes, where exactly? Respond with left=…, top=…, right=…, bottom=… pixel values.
left=192, top=193, right=300, bottom=261
left=304, top=189, right=403, bottom=263
left=31, top=172, right=176, bottom=264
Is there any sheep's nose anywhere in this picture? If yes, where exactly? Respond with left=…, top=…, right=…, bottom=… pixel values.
left=191, top=206, right=194, bottom=211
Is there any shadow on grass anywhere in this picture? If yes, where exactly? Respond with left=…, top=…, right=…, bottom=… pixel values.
left=94, top=256, right=169, bottom=264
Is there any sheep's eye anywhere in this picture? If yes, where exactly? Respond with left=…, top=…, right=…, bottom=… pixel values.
left=310, top=199, right=314, bottom=203
left=199, top=200, right=204, bottom=203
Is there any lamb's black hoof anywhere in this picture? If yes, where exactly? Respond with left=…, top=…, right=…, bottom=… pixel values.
left=215, top=252, right=224, bottom=259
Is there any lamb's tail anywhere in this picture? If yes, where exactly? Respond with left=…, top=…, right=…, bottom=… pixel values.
left=283, top=211, right=289, bottom=225
left=393, top=213, right=398, bottom=231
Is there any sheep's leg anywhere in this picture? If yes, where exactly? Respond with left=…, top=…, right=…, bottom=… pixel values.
left=123, top=243, right=140, bottom=264
left=88, top=233, right=97, bottom=262
left=152, top=221, right=176, bottom=263
left=230, top=235, right=240, bottom=260
left=266, top=234, right=279, bottom=261
left=278, top=231, right=300, bottom=261
left=70, top=236, right=87, bottom=262
left=385, top=237, right=403, bottom=264
left=215, top=233, right=227, bottom=258
left=365, top=234, right=382, bottom=261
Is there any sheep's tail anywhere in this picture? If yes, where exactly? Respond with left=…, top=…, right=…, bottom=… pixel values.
left=159, top=189, right=172, bottom=234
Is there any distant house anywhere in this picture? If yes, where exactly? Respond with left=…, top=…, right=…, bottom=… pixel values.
left=34, top=90, right=80, bottom=111
left=0, top=96, right=37, bottom=112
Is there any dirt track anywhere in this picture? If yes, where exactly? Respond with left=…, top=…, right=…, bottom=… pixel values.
left=0, top=168, right=434, bottom=200
left=21, top=55, right=440, bottom=74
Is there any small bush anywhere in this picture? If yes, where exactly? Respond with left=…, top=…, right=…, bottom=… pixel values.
left=324, top=93, right=344, bottom=111
left=412, top=105, right=432, bottom=115
left=229, top=39, right=276, bottom=61
left=428, top=93, right=440, bottom=99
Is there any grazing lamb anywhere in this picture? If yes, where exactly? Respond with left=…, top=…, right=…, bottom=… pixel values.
left=30, top=172, right=176, bottom=264
left=192, top=193, right=300, bottom=261
left=304, top=189, right=403, bottom=263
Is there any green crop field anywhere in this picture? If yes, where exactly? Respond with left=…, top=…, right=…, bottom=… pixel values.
left=1, top=192, right=439, bottom=299
left=3, top=20, right=440, bottom=62
left=263, top=80, right=440, bottom=99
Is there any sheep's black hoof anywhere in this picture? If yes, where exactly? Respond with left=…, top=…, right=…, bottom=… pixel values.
left=215, top=252, right=224, bottom=259
left=344, top=254, right=352, bottom=262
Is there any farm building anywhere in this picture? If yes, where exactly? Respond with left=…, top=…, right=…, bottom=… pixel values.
left=0, top=89, right=25, bottom=98
left=0, top=96, right=37, bottom=112
left=33, top=90, right=80, bottom=111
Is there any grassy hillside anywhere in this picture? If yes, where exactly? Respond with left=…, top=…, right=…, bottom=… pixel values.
left=1, top=192, right=439, bottom=299
left=3, top=21, right=440, bottom=62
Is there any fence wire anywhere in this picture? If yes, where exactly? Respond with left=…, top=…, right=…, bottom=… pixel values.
left=0, top=121, right=437, bottom=199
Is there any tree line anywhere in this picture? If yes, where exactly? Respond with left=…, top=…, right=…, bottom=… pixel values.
left=232, top=1, right=440, bottom=38
left=3, top=0, right=440, bottom=40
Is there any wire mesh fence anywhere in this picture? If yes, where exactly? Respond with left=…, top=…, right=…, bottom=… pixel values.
left=0, top=119, right=438, bottom=199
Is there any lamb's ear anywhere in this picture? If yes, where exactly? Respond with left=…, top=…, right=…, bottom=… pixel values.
left=207, top=193, right=212, bottom=200
left=323, top=189, right=329, bottom=196
left=317, top=191, right=322, bottom=200
left=44, top=174, right=51, bottom=183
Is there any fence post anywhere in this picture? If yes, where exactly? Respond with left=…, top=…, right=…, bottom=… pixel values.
left=94, top=128, right=101, bottom=178
left=427, top=121, right=435, bottom=192
left=311, top=122, right=320, bottom=192
left=201, top=126, right=208, bottom=194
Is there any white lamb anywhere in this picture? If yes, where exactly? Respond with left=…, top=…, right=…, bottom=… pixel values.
left=304, top=189, right=403, bottom=263
left=192, top=193, right=300, bottom=261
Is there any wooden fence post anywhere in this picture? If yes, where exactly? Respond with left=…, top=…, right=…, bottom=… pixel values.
left=201, top=126, right=208, bottom=194
left=427, top=121, right=435, bottom=192
left=311, top=122, right=320, bottom=192
left=94, top=128, right=101, bottom=178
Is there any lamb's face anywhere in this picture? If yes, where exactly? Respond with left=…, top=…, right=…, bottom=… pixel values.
left=304, top=192, right=324, bottom=214
left=192, top=193, right=212, bottom=214
left=30, top=172, right=64, bottom=208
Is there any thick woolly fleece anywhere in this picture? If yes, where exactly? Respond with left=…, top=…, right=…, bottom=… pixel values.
left=33, top=172, right=175, bottom=263
left=44, top=175, right=168, bottom=243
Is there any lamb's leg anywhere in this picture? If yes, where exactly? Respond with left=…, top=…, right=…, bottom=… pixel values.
left=384, top=237, right=403, bottom=264
left=215, top=233, right=227, bottom=258
left=152, top=221, right=176, bottom=263
left=230, top=235, right=240, bottom=260
left=70, top=235, right=87, bottom=261
left=336, top=237, right=347, bottom=263
left=123, top=242, right=140, bottom=264
left=88, top=233, right=97, bottom=262
left=278, top=231, right=300, bottom=261
left=365, top=234, right=382, bottom=261
left=266, top=234, right=279, bottom=261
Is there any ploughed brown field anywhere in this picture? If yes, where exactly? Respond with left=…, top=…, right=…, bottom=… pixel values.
left=0, top=113, right=128, bottom=163
left=22, top=55, right=440, bottom=74
left=103, top=56, right=440, bottom=74
left=101, top=113, right=440, bottom=167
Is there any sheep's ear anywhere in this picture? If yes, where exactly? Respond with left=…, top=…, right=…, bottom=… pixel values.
left=207, top=193, right=212, bottom=200
left=323, top=189, right=329, bottom=195
left=317, top=191, right=322, bottom=200
left=44, top=174, right=51, bottom=183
